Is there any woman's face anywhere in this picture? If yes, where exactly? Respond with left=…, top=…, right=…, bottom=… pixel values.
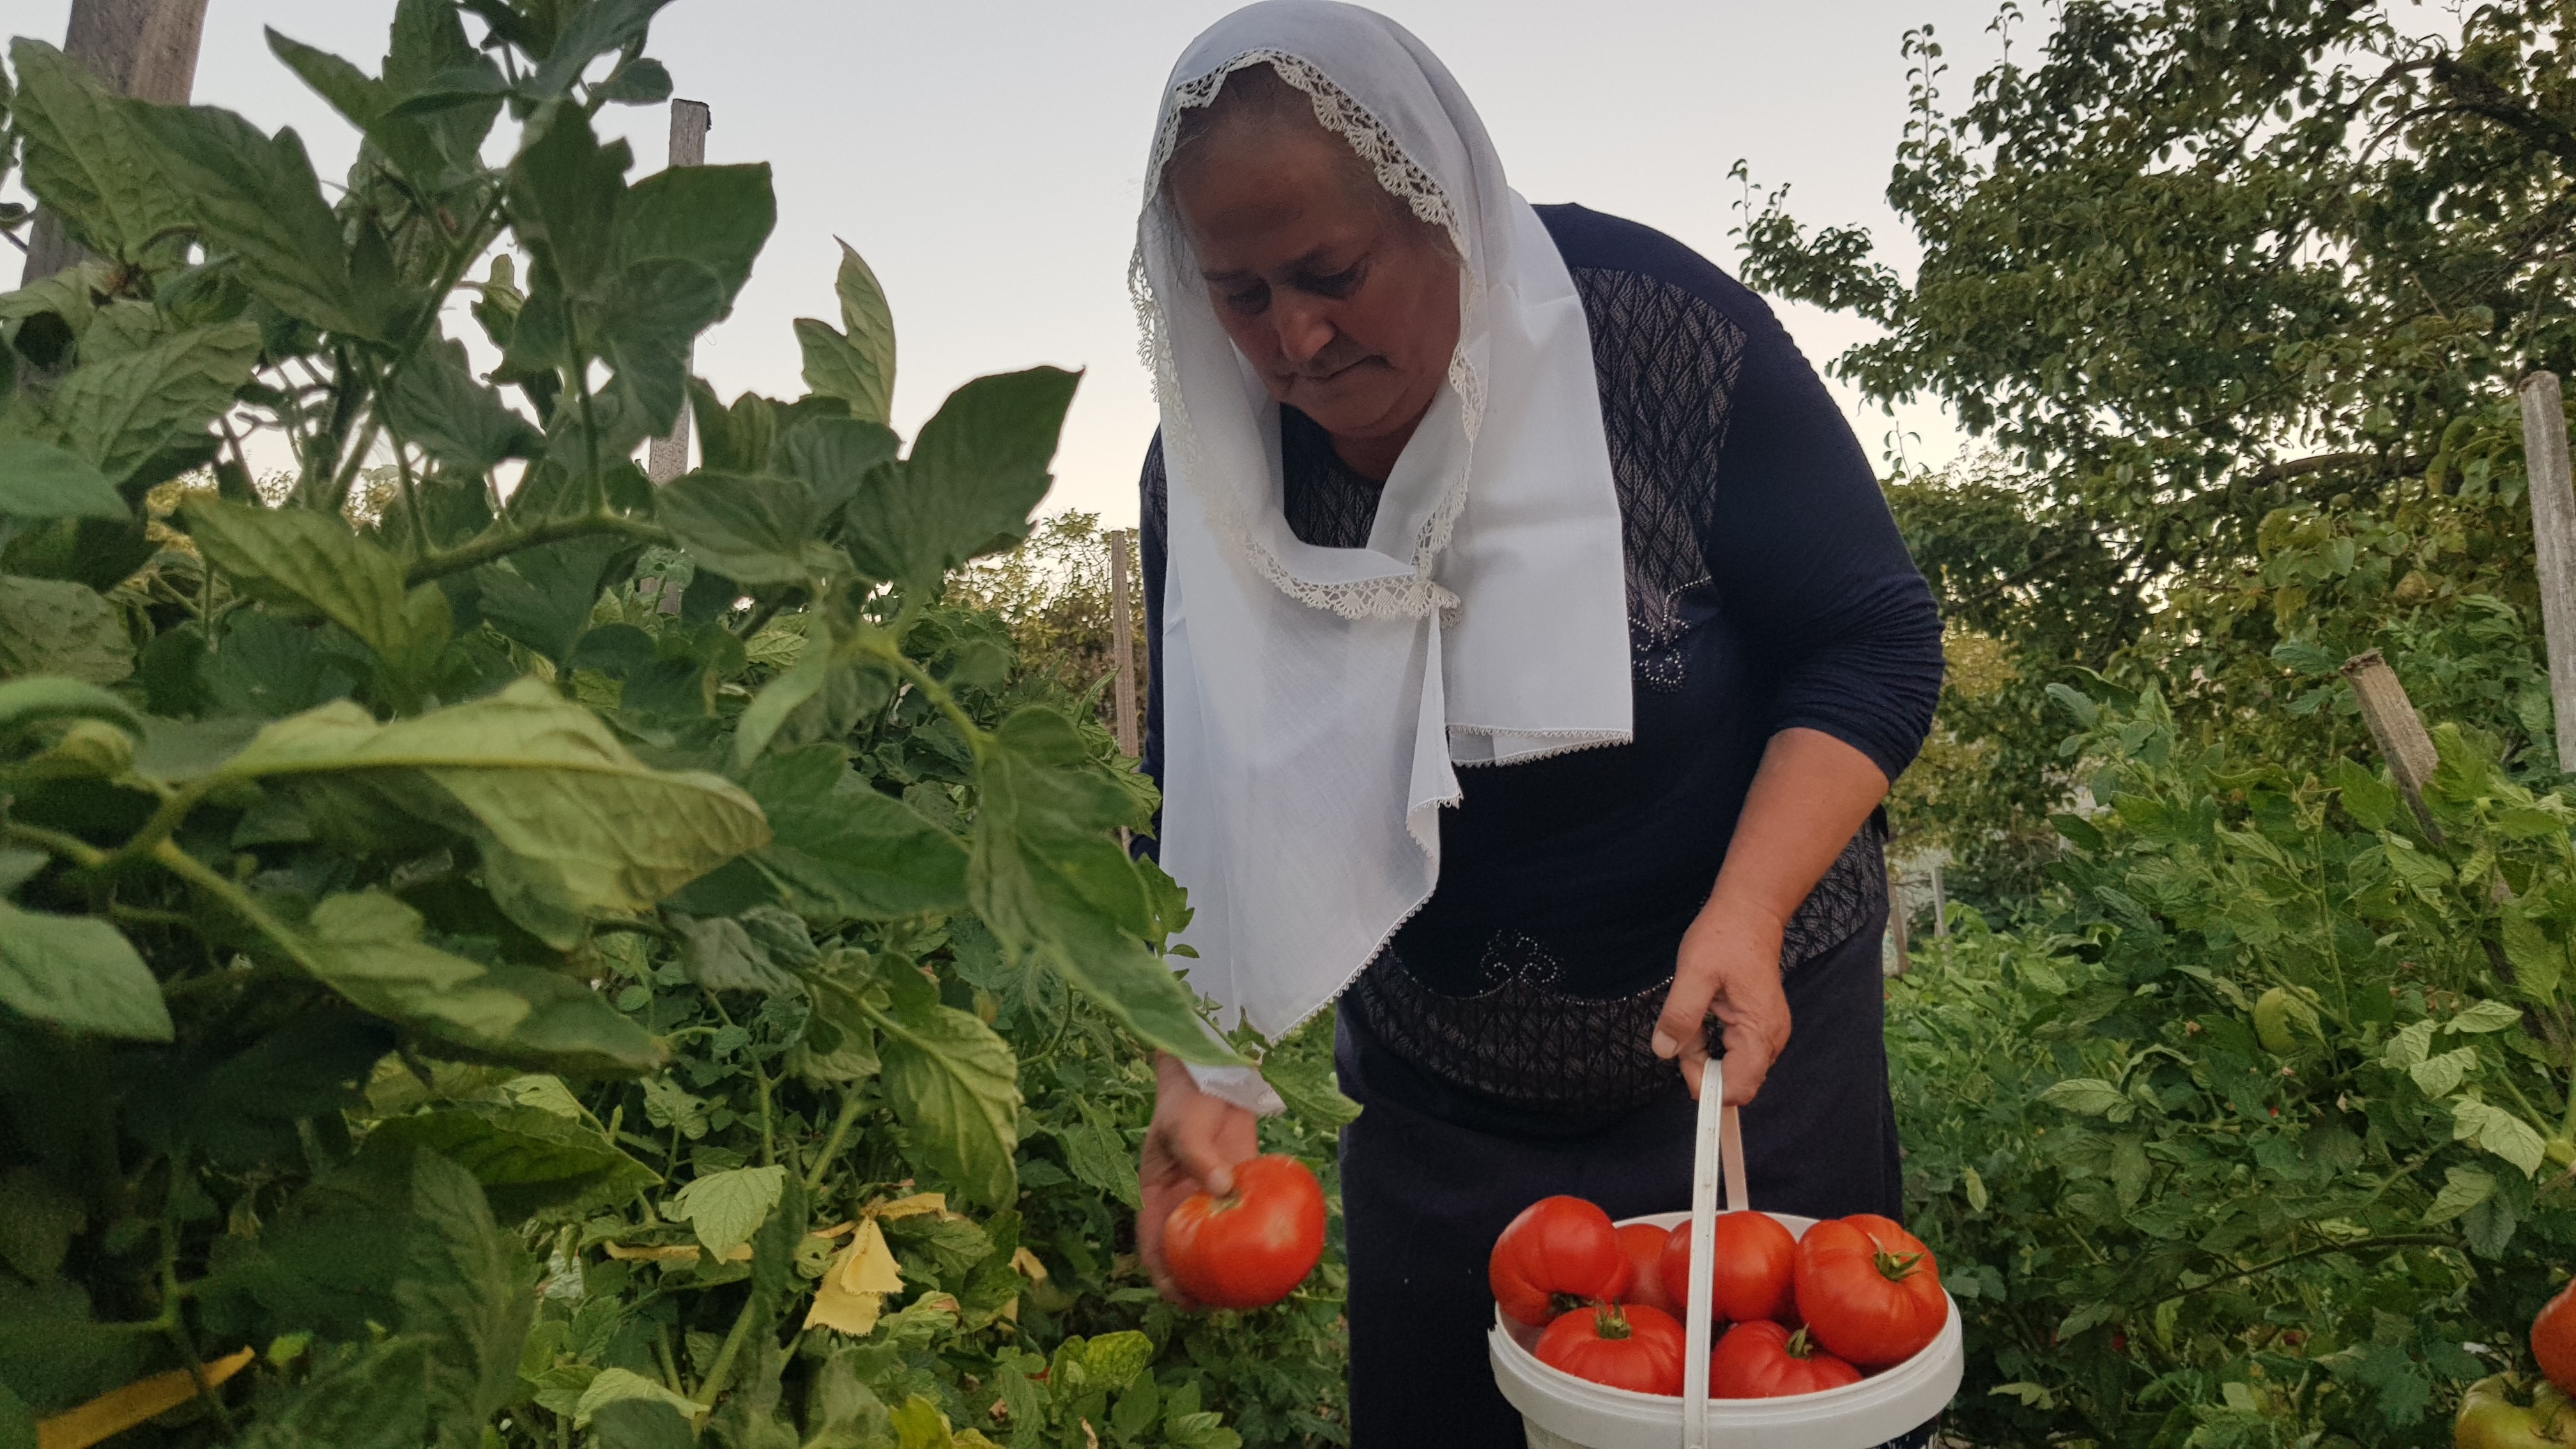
left=1167, top=119, right=1460, bottom=465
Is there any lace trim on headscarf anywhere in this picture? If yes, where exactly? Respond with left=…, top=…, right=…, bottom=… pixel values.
left=1131, top=48, right=1483, bottom=624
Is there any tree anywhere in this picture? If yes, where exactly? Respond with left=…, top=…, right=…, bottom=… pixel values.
left=1738, top=0, right=2576, bottom=896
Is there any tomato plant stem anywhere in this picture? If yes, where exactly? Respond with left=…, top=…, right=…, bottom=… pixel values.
left=806, top=1090, right=868, bottom=1195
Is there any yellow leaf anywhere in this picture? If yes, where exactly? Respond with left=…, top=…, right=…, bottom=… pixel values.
left=839, top=1218, right=905, bottom=1294
left=39, top=1347, right=255, bottom=1449
left=811, top=1220, right=857, bottom=1240
left=868, top=1192, right=946, bottom=1220
left=1009, top=1246, right=1048, bottom=1282
left=806, top=1218, right=904, bottom=1337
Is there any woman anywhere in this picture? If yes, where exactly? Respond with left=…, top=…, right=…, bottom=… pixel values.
left=1125, top=5, right=1945, bottom=1444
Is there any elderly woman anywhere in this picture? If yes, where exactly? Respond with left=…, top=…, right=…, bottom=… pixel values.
left=1125, top=4, right=1944, bottom=1443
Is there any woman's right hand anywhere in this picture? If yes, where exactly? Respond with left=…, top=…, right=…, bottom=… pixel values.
left=1138, top=1050, right=1261, bottom=1307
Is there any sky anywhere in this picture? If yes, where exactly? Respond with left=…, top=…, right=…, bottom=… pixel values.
left=8, top=0, right=2030, bottom=523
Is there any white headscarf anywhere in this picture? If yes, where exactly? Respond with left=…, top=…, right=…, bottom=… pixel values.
left=1135, top=1, right=1632, bottom=1102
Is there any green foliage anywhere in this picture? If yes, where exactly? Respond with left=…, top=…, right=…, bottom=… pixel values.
left=0, top=6, right=1342, bottom=1447
left=1893, top=643, right=2576, bottom=1445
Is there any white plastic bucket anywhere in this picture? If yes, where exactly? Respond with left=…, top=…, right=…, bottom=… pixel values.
left=1487, top=1064, right=1963, bottom=1448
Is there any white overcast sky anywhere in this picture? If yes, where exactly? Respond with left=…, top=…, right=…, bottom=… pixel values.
left=8, top=0, right=2042, bottom=521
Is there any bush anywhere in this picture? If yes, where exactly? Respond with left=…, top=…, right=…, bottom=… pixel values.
left=0, top=6, right=1349, bottom=1446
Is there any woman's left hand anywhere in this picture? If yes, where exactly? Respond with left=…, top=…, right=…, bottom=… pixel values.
left=1653, top=896, right=1792, bottom=1105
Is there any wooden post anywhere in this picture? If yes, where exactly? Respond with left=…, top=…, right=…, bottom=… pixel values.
left=1109, top=529, right=1140, bottom=760
left=22, top=0, right=211, bottom=284
left=2521, top=371, right=2576, bottom=771
left=644, top=99, right=714, bottom=485
left=1885, top=860, right=1910, bottom=977
left=2342, top=649, right=2444, bottom=840
left=1929, top=857, right=1950, bottom=939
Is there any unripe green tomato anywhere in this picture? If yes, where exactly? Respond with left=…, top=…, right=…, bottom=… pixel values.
left=2458, top=1374, right=2576, bottom=1447
left=30, top=719, right=136, bottom=779
left=2254, top=986, right=2301, bottom=1055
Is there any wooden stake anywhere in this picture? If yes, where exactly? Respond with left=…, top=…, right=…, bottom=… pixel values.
left=1885, top=859, right=1910, bottom=977
left=1929, top=857, right=1950, bottom=939
left=2342, top=649, right=2443, bottom=839
left=22, top=0, right=211, bottom=284
left=645, top=99, right=714, bottom=485
left=1109, top=529, right=1140, bottom=760
left=2521, top=371, right=2576, bottom=771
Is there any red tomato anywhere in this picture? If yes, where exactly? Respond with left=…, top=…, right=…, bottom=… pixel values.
left=1793, top=1213, right=1947, bottom=1368
left=1616, top=1223, right=1676, bottom=1315
left=2536, top=1278, right=2576, bottom=1394
left=1708, top=1319, right=1864, bottom=1398
left=1489, top=1196, right=1633, bottom=1327
left=1161, top=1155, right=1327, bottom=1310
left=1660, top=1211, right=1800, bottom=1326
left=1534, top=1303, right=1688, bottom=1396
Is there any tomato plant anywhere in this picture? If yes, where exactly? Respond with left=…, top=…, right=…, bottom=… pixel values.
left=1162, top=1155, right=1326, bottom=1311
left=1706, top=1320, right=1860, bottom=1399
left=1489, top=1195, right=1631, bottom=1328
left=1661, top=1211, right=1797, bottom=1327
left=1532, top=1303, right=1686, bottom=1396
left=0, top=5, right=1370, bottom=1447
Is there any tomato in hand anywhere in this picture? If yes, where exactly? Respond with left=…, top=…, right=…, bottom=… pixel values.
left=1616, top=1222, right=1677, bottom=1315
left=1535, top=1302, right=1688, bottom=1396
left=2536, top=1278, right=2576, bottom=1395
left=1490, top=1196, right=1633, bottom=1327
left=1160, top=1154, right=1326, bottom=1310
left=1660, top=1211, right=1799, bottom=1326
left=1708, top=1319, right=1863, bottom=1398
left=1793, top=1213, right=1946, bottom=1368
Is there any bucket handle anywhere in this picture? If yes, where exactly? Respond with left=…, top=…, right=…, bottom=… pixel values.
left=1678, top=1064, right=1747, bottom=1449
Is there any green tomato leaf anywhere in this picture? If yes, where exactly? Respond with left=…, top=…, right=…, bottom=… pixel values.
left=40, top=321, right=260, bottom=489
left=2449, top=999, right=2524, bottom=1034
left=0, top=901, right=172, bottom=1041
left=972, top=706, right=1244, bottom=1066
left=759, top=786, right=969, bottom=923
left=589, top=1399, right=693, bottom=1449
left=2423, top=1164, right=2496, bottom=1226
left=180, top=498, right=448, bottom=671
left=778, top=415, right=900, bottom=517
left=658, top=470, right=843, bottom=585
left=1264, top=1050, right=1363, bottom=1129
left=614, top=162, right=774, bottom=309
left=529, top=0, right=679, bottom=98
left=363, top=1101, right=657, bottom=1220
left=383, top=339, right=542, bottom=478
left=472, top=533, right=638, bottom=664
left=298, top=892, right=533, bottom=1038
left=424, top=965, right=667, bottom=1077
left=2038, top=1077, right=2132, bottom=1121
left=667, top=1163, right=786, bottom=1260
left=215, top=680, right=767, bottom=916
left=6, top=40, right=191, bottom=264
left=129, top=102, right=384, bottom=338
left=0, top=576, right=133, bottom=685
left=397, top=1149, right=535, bottom=1449
left=868, top=972, right=1020, bottom=1207
left=795, top=240, right=896, bottom=426
left=598, top=256, right=727, bottom=434
left=2454, top=1097, right=2549, bottom=1176
left=509, top=107, right=630, bottom=297
left=843, top=367, right=1078, bottom=588
left=0, top=439, right=128, bottom=519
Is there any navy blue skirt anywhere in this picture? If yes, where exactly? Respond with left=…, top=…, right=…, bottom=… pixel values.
left=1334, top=913, right=1937, bottom=1448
